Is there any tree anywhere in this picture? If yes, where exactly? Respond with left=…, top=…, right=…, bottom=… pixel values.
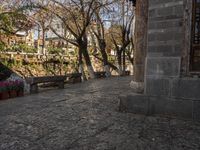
left=89, top=1, right=112, bottom=77
left=33, top=6, right=53, bottom=54
left=1, top=0, right=34, bottom=32
left=108, top=0, right=134, bottom=75
left=39, top=0, right=101, bottom=79
left=0, top=0, right=34, bottom=49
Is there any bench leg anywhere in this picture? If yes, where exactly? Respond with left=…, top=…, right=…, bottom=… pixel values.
left=58, top=82, right=64, bottom=89
left=73, top=77, right=82, bottom=83
left=30, top=84, right=38, bottom=94
left=78, top=77, right=82, bottom=83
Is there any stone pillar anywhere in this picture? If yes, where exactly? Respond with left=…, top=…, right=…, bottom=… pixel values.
left=131, top=0, right=148, bottom=93
left=145, top=0, right=184, bottom=96
left=181, top=0, right=192, bottom=76
left=120, top=0, right=200, bottom=121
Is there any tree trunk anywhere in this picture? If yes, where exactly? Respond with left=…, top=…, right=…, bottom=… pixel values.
left=126, top=46, right=134, bottom=65
left=93, top=54, right=118, bottom=71
left=134, top=0, right=148, bottom=82
left=117, top=51, right=123, bottom=75
left=122, top=48, right=126, bottom=75
left=37, top=26, right=40, bottom=54
left=42, top=28, right=46, bottom=55
left=78, top=47, right=86, bottom=81
left=99, top=39, right=111, bottom=77
left=81, top=43, right=96, bottom=79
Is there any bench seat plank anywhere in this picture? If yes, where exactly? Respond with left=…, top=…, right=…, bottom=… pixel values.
left=26, top=73, right=82, bottom=94
left=26, top=75, right=67, bottom=94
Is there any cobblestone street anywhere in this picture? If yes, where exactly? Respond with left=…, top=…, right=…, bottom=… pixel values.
left=0, top=76, right=200, bottom=150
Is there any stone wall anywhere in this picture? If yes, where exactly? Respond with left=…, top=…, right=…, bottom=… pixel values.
left=144, top=0, right=200, bottom=119
left=120, top=0, right=200, bottom=121
left=146, top=0, right=192, bottom=76
left=0, top=62, right=29, bottom=94
left=145, top=0, right=181, bottom=100
left=0, top=62, right=14, bottom=81
left=145, top=0, right=184, bottom=96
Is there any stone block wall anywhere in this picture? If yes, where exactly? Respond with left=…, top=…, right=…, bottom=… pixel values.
left=145, top=0, right=184, bottom=96
left=120, top=77, right=200, bottom=120
left=147, top=0, right=184, bottom=58
left=144, top=0, right=200, bottom=120
left=0, top=62, right=14, bottom=81
left=123, top=0, right=200, bottom=120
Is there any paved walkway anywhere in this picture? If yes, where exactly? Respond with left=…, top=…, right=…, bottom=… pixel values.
left=0, top=76, right=200, bottom=150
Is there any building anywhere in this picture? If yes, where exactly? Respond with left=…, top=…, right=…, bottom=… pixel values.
left=120, top=0, right=200, bottom=121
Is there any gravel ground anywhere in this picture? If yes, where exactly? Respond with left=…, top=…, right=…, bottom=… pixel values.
left=0, top=76, right=200, bottom=150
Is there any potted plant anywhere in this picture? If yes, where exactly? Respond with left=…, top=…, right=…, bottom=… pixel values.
left=8, top=81, right=18, bottom=98
left=0, top=81, right=9, bottom=100
left=16, top=80, right=24, bottom=97
left=8, top=80, right=24, bottom=98
left=0, top=80, right=24, bottom=100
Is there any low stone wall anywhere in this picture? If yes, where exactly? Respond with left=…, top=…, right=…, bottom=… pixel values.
left=7, top=73, right=30, bottom=94
left=145, top=77, right=200, bottom=100
left=0, top=62, right=13, bottom=81
left=120, top=77, right=200, bottom=121
left=0, top=62, right=29, bottom=94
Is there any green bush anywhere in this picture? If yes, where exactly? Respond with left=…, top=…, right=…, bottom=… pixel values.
left=47, top=47, right=63, bottom=55
left=0, top=41, right=6, bottom=52
left=8, top=44, right=37, bottom=53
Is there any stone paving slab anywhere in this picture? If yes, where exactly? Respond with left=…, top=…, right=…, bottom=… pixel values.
left=0, top=76, right=200, bottom=150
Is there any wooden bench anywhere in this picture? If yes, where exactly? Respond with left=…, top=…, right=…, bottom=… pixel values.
left=26, top=76, right=67, bottom=94
left=95, top=71, right=106, bottom=78
left=125, top=70, right=130, bottom=76
left=66, top=73, right=82, bottom=83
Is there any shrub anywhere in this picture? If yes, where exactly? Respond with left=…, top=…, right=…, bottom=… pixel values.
left=9, top=44, right=37, bottom=53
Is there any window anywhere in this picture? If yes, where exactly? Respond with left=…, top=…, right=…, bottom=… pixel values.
left=191, top=0, right=200, bottom=71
